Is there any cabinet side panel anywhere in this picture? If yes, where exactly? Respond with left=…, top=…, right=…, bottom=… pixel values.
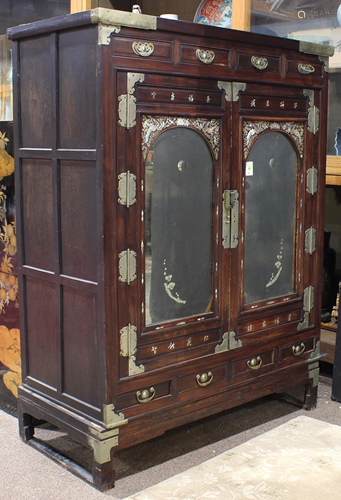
left=60, top=160, right=98, bottom=282
left=22, top=159, right=54, bottom=272
left=26, top=277, right=59, bottom=389
left=62, top=286, right=99, bottom=408
left=58, top=26, right=97, bottom=150
left=19, top=35, right=53, bottom=149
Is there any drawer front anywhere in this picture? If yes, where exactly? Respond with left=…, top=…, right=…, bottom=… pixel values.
left=180, top=43, right=230, bottom=68
left=236, top=52, right=280, bottom=74
left=178, top=363, right=227, bottom=395
left=286, top=59, right=323, bottom=78
left=116, top=379, right=172, bottom=411
left=279, top=337, right=315, bottom=363
left=112, top=36, right=173, bottom=62
left=231, top=349, right=275, bottom=385
left=238, top=309, right=302, bottom=337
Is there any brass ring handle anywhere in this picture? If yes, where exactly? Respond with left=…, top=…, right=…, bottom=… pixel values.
left=292, top=343, right=305, bottom=356
left=251, top=56, right=268, bottom=70
left=298, top=63, right=315, bottom=75
left=132, top=42, right=155, bottom=57
left=196, top=49, right=215, bottom=64
left=136, top=387, right=155, bottom=403
left=247, top=356, right=262, bottom=370
left=196, top=371, right=213, bottom=387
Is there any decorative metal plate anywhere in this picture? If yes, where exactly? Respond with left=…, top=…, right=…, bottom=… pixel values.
left=196, top=49, right=215, bottom=64
left=132, top=42, right=155, bottom=57
left=119, top=249, right=137, bottom=284
left=251, top=56, right=268, bottom=70
left=118, top=171, right=136, bottom=207
left=298, top=63, right=315, bottom=75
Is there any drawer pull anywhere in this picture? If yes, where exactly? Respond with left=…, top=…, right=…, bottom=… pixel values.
left=132, top=42, right=155, bottom=57
left=136, top=387, right=155, bottom=403
left=251, top=56, right=268, bottom=70
left=292, top=343, right=305, bottom=356
left=247, top=356, right=262, bottom=370
left=298, top=63, right=315, bottom=75
left=196, top=371, right=213, bottom=387
left=196, top=49, right=215, bottom=64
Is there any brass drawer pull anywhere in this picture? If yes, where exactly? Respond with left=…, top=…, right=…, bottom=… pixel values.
left=298, top=63, right=315, bottom=75
left=247, top=356, right=262, bottom=370
left=251, top=56, right=268, bottom=70
left=132, top=42, right=155, bottom=57
left=196, top=371, right=213, bottom=387
left=196, top=49, right=215, bottom=64
left=136, top=387, right=155, bottom=403
left=292, top=343, right=305, bottom=356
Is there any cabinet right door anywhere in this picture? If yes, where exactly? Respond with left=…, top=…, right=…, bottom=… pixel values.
left=229, top=82, right=320, bottom=344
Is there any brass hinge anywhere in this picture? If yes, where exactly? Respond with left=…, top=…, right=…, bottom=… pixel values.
left=118, top=171, right=136, bottom=207
left=118, top=73, right=145, bottom=129
left=305, top=227, right=316, bottom=255
left=308, top=342, right=321, bottom=388
left=119, top=249, right=137, bottom=284
left=215, top=331, right=242, bottom=353
left=222, top=190, right=239, bottom=249
left=120, top=324, right=145, bottom=376
left=306, top=166, right=318, bottom=195
left=303, top=89, right=319, bottom=134
left=297, top=312, right=309, bottom=331
left=218, top=81, right=246, bottom=102
left=304, top=286, right=314, bottom=312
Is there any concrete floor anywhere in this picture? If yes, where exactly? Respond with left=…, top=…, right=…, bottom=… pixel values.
left=1, top=364, right=341, bottom=499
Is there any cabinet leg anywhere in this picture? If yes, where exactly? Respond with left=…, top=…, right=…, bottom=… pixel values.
left=92, top=460, right=115, bottom=491
left=304, top=382, right=318, bottom=410
left=18, top=402, right=35, bottom=442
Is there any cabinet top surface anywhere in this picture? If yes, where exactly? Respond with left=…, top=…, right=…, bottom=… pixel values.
left=6, top=7, right=334, bottom=58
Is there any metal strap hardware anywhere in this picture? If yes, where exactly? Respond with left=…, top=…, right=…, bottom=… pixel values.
left=222, top=190, right=239, bottom=249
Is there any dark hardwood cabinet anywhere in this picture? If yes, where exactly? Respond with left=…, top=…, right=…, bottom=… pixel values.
left=7, top=8, right=332, bottom=491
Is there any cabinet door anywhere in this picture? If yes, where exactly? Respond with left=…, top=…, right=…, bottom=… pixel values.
left=115, top=71, right=230, bottom=378
left=229, top=84, right=317, bottom=340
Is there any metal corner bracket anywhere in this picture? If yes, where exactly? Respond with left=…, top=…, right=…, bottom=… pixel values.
left=120, top=324, right=145, bottom=376
left=118, top=73, right=145, bottom=129
left=218, top=82, right=246, bottom=102
left=215, top=331, right=242, bottom=353
left=91, top=8, right=157, bottom=31
left=303, top=89, right=319, bottom=134
left=299, top=41, right=334, bottom=58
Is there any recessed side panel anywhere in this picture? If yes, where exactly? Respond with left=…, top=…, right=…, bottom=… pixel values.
left=58, top=26, right=97, bottom=150
left=62, top=286, right=99, bottom=408
left=26, top=276, right=58, bottom=389
left=22, top=159, right=54, bottom=272
left=244, top=130, right=298, bottom=304
left=60, top=160, right=98, bottom=282
left=20, top=35, right=53, bottom=149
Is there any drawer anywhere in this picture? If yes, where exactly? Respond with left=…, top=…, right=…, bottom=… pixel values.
left=115, top=379, right=172, bottom=410
left=286, top=59, right=323, bottom=78
left=236, top=51, right=280, bottom=74
left=111, top=36, right=173, bottom=62
left=179, top=43, right=230, bottom=68
left=231, top=349, right=275, bottom=385
left=178, top=363, right=227, bottom=395
left=278, top=337, right=315, bottom=363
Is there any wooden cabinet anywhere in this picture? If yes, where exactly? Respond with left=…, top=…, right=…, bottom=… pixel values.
left=8, top=8, right=331, bottom=491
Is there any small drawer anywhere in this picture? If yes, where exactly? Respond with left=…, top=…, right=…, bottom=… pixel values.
left=238, top=309, right=301, bottom=337
left=286, top=60, right=323, bottom=78
left=111, top=36, right=173, bottom=62
left=178, top=363, right=226, bottom=394
left=236, top=52, right=280, bottom=73
left=180, top=44, right=230, bottom=68
left=231, top=349, right=275, bottom=384
left=279, top=337, right=315, bottom=363
left=115, top=379, right=171, bottom=410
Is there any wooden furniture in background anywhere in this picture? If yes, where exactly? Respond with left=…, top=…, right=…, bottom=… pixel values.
left=8, top=8, right=331, bottom=491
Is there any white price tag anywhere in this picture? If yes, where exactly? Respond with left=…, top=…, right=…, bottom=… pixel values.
left=245, top=161, right=253, bottom=176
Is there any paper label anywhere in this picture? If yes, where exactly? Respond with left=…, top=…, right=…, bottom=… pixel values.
left=245, top=161, right=253, bottom=176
